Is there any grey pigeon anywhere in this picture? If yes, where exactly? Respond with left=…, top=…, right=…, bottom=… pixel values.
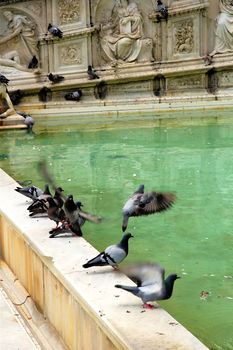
left=156, top=0, right=168, bottom=21
left=115, top=263, right=180, bottom=309
left=87, top=65, right=100, bottom=80
left=15, top=185, right=43, bottom=200
left=23, top=114, right=34, bottom=130
left=83, top=233, right=133, bottom=269
left=48, top=23, right=63, bottom=38
left=65, top=89, right=82, bottom=101
left=27, top=184, right=52, bottom=216
left=122, top=184, right=176, bottom=231
left=46, top=197, right=66, bottom=237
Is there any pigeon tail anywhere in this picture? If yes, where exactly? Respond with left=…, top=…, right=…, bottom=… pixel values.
left=115, top=284, right=139, bottom=296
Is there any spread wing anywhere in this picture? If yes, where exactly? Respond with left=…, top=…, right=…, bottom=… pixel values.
left=120, top=262, right=165, bottom=287
left=135, top=191, right=176, bottom=216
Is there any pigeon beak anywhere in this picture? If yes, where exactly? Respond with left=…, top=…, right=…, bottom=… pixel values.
left=177, top=276, right=181, bottom=279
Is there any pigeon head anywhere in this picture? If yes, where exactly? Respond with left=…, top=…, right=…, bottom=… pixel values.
left=55, top=187, right=64, bottom=193
left=124, top=232, right=134, bottom=240
left=48, top=23, right=52, bottom=30
left=76, top=201, right=83, bottom=209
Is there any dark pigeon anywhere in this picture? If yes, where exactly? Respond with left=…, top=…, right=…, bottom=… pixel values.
left=122, top=184, right=176, bottom=232
left=28, top=55, right=38, bottom=69
left=65, top=89, right=82, bottom=101
left=48, top=73, right=64, bottom=84
left=64, top=195, right=101, bottom=236
left=87, top=65, right=100, bottom=80
left=9, top=90, right=23, bottom=105
left=27, top=184, right=52, bottom=216
left=115, top=262, right=180, bottom=309
left=0, top=74, right=9, bottom=85
left=48, top=23, right=63, bottom=38
left=83, top=233, right=133, bottom=269
left=46, top=197, right=66, bottom=236
left=156, top=0, right=168, bottom=21
left=15, top=185, right=43, bottom=201
left=38, top=86, right=52, bottom=102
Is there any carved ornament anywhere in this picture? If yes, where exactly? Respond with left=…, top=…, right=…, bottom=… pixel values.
left=58, top=0, right=80, bottom=24
left=174, top=20, right=194, bottom=54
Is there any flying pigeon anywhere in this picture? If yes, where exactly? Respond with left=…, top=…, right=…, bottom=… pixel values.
left=115, top=262, right=180, bottom=309
left=64, top=195, right=101, bottom=236
left=83, top=233, right=133, bottom=269
left=48, top=23, right=63, bottom=38
left=122, top=184, right=176, bottom=232
left=28, top=55, right=38, bottom=69
left=65, top=89, right=82, bottom=101
left=156, top=0, right=168, bottom=21
left=48, top=73, right=64, bottom=84
left=15, top=185, right=43, bottom=200
left=0, top=74, right=9, bottom=85
left=87, top=65, right=100, bottom=80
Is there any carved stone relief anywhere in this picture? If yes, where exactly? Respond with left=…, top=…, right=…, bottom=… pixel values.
left=0, top=9, right=39, bottom=70
left=174, top=19, right=194, bottom=54
left=168, top=75, right=203, bottom=90
left=60, top=45, right=82, bottom=65
left=96, top=1, right=154, bottom=63
left=58, top=0, right=81, bottom=25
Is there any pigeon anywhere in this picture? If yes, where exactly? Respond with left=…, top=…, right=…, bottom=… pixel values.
left=28, top=55, right=38, bottom=69
left=122, top=185, right=176, bottom=232
left=15, top=185, right=43, bottom=200
left=48, top=23, right=63, bottom=38
left=46, top=197, right=66, bottom=236
left=156, top=0, right=168, bottom=21
left=64, top=89, right=82, bottom=101
left=38, top=86, right=52, bottom=102
left=23, top=114, right=34, bottom=131
left=48, top=73, right=64, bottom=84
left=87, top=65, right=100, bottom=80
left=27, top=184, right=52, bottom=216
left=115, top=262, right=180, bottom=309
left=9, top=90, right=23, bottom=105
left=0, top=74, right=9, bottom=85
left=83, top=233, right=133, bottom=269
left=64, top=195, right=101, bottom=236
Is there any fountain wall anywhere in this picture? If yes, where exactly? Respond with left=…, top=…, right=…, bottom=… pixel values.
left=0, top=0, right=233, bottom=113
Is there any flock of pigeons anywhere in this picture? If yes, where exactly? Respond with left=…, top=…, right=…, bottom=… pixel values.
left=15, top=172, right=179, bottom=309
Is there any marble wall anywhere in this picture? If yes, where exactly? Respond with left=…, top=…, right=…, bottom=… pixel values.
left=0, top=0, right=233, bottom=102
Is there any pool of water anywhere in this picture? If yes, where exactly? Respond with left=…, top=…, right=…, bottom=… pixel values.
left=1, top=114, right=233, bottom=350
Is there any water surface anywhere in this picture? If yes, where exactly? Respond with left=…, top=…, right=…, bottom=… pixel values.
left=1, top=115, right=233, bottom=350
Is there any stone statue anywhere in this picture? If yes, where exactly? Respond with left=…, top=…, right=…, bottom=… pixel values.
left=211, top=0, right=233, bottom=55
left=0, top=10, right=38, bottom=68
left=100, top=1, right=153, bottom=63
left=0, top=83, right=18, bottom=118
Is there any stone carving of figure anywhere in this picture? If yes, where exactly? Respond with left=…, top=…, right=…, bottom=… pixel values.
left=100, top=1, right=153, bottom=63
left=211, top=0, right=233, bottom=55
left=0, top=10, right=38, bottom=68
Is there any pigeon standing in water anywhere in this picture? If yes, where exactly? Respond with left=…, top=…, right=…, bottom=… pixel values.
left=156, top=0, right=168, bottom=21
left=115, top=263, right=180, bottom=309
left=122, top=185, right=176, bottom=232
left=15, top=185, right=43, bottom=200
left=0, top=74, right=9, bottom=85
left=87, top=65, right=100, bottom=80
left=65, top=89, right=82, bottom=101
left=47, top=23, right=63, bottom=38
left=48, top=73, right=64, bottom=84
left=28, top=56, right=38, bottom=69
left=23, top=114, right=34, bottom=131
left=83, top=233, right=133, bottom=269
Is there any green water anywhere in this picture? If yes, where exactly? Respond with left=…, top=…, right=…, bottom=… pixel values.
left=1, top=116, right=233, bottom=350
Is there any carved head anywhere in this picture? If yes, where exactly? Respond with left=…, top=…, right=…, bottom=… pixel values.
left=3, top=11, right=13, bottom=22
left=127, top=3, right=138, bottom=15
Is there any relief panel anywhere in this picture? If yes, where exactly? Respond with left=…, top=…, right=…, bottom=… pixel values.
left=167, top=74, right=205, bottom=91
left=52, top=0, right=88, bottom=29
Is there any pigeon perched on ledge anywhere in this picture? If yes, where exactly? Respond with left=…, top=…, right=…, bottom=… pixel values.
left=122, top=184, right=176, bottom=231
left=48, top=23, right=63, bottom=38
left=0, top=74, right=9, bottom=85
left=28, top=55, right=38, bottom=69
left=65, top=89, right=82, bottom=101
left=115, top=262, right=180, bottom=309
left=83, top=233, right=133, bottom=269
left=15, top=185, right=43, bottom=200
left=87, top=65, right=100, bottom=80
left=48, top=73, right=64, bottom=84
left=156, top=0, right=168, bottom=22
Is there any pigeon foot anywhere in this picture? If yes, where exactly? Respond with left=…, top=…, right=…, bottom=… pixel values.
left=143, top=303, right=155, bottom=310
